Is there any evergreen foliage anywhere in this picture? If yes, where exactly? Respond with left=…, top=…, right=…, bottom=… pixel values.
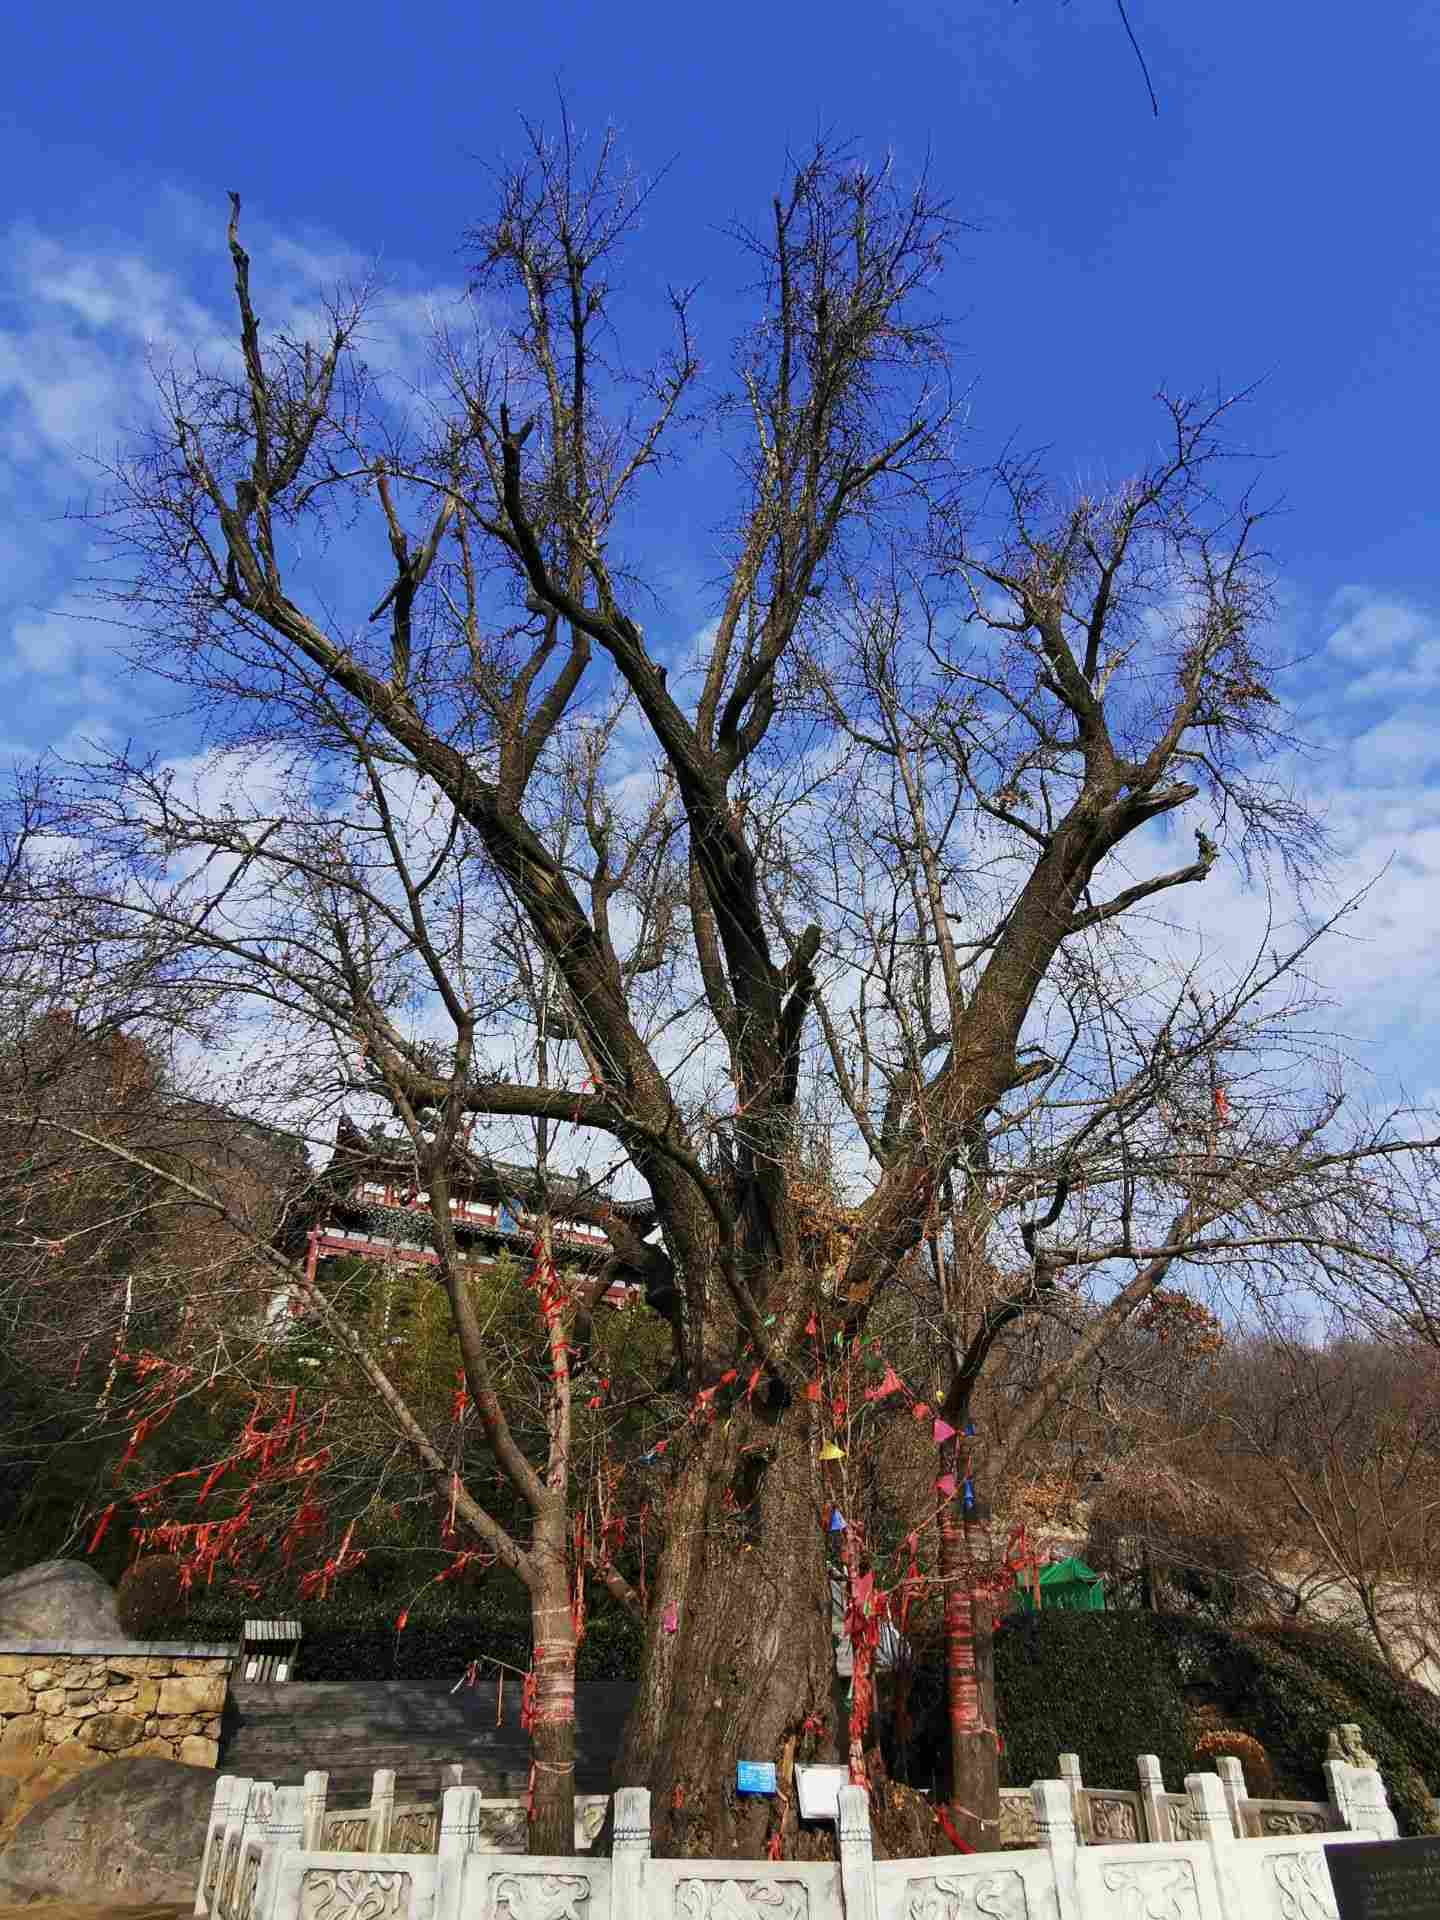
left=982, top=1611, right=1440, bottom=1837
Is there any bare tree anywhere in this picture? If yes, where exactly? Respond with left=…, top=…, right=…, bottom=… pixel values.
left=1219, top=1330, right=1440, bottom=1681
left=19, top=111, right=1436, bottom=1857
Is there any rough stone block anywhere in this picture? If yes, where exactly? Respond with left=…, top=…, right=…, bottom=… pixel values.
left=156, top=1675, right=225, bottom=1716
left=0, top=1717, right=41, bottom=1753
left=78, top=1712, right=144, bottom=1752
left=0, top=1753, right=217, bottom=1904
left=179, top=1735, right=219, bottom=1767
left=23, top=1670, right=54, bottom=1691
left=0, top=1679, right=29, bottom=1715
left=32, top=1691, right=65, bottom=1717
left=0, top=1658, right=27, bottom=1678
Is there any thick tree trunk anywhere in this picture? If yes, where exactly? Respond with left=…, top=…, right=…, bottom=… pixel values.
left=528, top=1540, right=578, bottom=1855
left=615, top=1404, right=838, bottom=1858
left=939, top=1508, right=1000, bottom=1853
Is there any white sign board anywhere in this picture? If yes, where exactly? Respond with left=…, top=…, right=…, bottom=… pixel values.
left=796, top=1765, right=851, bottom=1823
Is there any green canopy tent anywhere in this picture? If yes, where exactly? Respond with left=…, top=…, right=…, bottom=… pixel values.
left=1015, top=1555, right=1106, bottom=1613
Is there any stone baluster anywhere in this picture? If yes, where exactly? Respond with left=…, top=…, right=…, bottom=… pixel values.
left=367, top=1768, right=397, bottom=1853
left=1213, top=1755, right=1247, bottom=1837
left=1032, top=1780, right=1082, bottom=1920
left=217, top=1778, right=257, bottom=1920
left=233, top=1781, right=274, bottom=1920
left=301, top=1771, right=328, bottom=1850
left=1184, top=1772, right=1242, bottom=1920
left=1135, top=1754, right=1170, bottom=1843
left=435, top=1786, right=482, bottom=1920
left=610, top=1787, right=652, bottom=1920
left=442, top=1763, right=464, bottom=1791
left=253, top=1785, right=305, bottom=1920
left=1058, top=1752, right=1085, bottom=1843
left=439, top=1785, right=482, bottom=1858
left=836, top=1786, right=879, bottom=1920
left=196, top=1775, right=240, bottom=1917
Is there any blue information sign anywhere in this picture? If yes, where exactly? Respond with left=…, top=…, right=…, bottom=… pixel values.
left=736, top=1761, right=777, bottom=1795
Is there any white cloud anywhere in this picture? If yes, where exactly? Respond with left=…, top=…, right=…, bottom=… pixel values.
left=1321, top=586, right=1440, bottom=700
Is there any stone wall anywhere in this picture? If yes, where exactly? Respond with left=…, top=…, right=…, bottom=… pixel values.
left=0, top=1640, right=237, bottom=1769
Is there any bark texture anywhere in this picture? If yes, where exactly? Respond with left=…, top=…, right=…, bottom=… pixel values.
left=527, top=1521, right=579, bottom=1856
left=616, top=1407, right=838, bottom=1858
left=939, top=1507, right=1000, bottom=1852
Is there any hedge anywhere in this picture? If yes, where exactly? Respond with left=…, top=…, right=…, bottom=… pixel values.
left=974, top=1610, right=1440, bottom=1838
left=294, top=1607, right=642, bottom=1682
left=148, top=1579, right=645, bottom=1683
left=993, top=1610, right=1191, bottom=1793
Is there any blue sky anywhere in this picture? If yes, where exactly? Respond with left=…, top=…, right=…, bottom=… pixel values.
left=1, top=0, right=1437, bottom=1113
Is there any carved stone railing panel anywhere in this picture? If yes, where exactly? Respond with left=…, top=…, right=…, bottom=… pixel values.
left=1079, top=1791, right=1143, bottom=1845
left=322, top=1814, right=373, bottom=1852
left=389, top=1809, right=439, bottom=1855
left=217, top=1831, right=244, bottom=1920
left=236, top=1847, right=263, bottom=1920
left=1239, top=1799, right=1333, bottom=1839
left=1095, top=1857, right=1202, bottom=1920
left=1161, top=1794, right=1203, bottom=1843
left=898, top=1868, right=1031, bottom=1917
left=673, top=1878, right=811, bottom=1920
left=1265, top=1851, right=1340, bottom=1920
left=997, top=1790, right=1038, bottom=1850
left=490, top=1870, right=596, bottom=1920
left=299, top=1868, right=413, bottom=1920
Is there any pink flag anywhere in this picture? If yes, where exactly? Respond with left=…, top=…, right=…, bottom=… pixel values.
left=935, top=1473, right=958, bottom=1497
left=932, top=1417, right=956, bottom=1445
left=865, top=1365, right=904, bottom=1402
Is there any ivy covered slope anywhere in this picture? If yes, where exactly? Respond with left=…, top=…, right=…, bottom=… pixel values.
left=988, top=1612, right=1440, bottom=1837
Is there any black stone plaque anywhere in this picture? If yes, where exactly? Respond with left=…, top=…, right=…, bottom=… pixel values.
left=1325, top=1836, right=1440, bottom=1919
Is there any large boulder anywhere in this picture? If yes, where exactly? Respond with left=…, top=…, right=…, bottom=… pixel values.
left=0, top=1561, right=122, bottom=1643
left=0, top=1757, right=217, bottom=1903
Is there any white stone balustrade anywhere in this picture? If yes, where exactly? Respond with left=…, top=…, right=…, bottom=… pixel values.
left=199, top=1746, right=1404, bottom=1920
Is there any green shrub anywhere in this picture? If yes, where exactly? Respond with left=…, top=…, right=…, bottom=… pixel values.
left=137, top=1569, right=644, bottom=1683
left=115, top=1554, right=185, bottom=1637
left=962, top=1608, right=1440, bottom=1838
left=994, top=1611, right=1191, bottom=1792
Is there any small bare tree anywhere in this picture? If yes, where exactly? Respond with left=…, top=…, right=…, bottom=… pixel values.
left=1221, top=1329, right=1440, bottom=1680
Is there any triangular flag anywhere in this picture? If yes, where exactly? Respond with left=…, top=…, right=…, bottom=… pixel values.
left=852, top=1571, right=875, bottom=1609
left=865, top=1365, right=904, bottom=1402
left=932, top=1417, right=956, bottom=1445
left=963, top=1421, right=976, bottom=1437
left=912, top=1402, right=931, bottom=1422
left=961, top=1477, right=975, bottom=1512
left=828, top=1508, right=847, bottom=1532
left=935, top=1473, right=958, bottom=1497
left=818, top=1441, right=845, bottom=1461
